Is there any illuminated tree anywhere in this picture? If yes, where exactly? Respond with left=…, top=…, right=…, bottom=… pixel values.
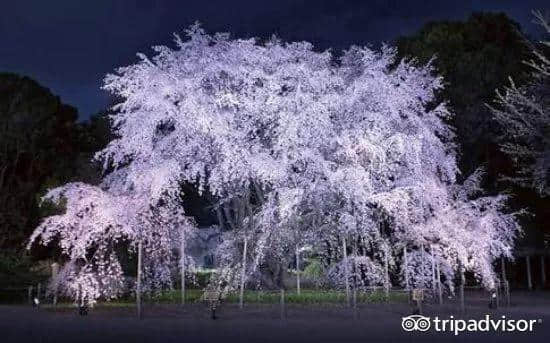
left=30, top=24, right=521, bottom=305
left=489, top=11, right=550, bottom=196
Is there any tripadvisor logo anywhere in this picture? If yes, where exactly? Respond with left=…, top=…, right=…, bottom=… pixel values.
left=401, top=315, right=542, bottom=335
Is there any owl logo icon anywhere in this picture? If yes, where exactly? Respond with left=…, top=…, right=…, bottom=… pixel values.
left=401, top=315, right=431, bottom=332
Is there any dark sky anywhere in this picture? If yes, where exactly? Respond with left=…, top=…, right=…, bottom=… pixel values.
left=1, top=0, right=547, bottom=120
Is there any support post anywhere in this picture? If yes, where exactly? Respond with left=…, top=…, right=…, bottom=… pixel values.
left=353, top=286, right=357, bottom=317
left=137, top=240, right=143, bottom=320
left=280, top=288, right=285, bottom=320
left=28, top=286, right=33, bottom=305
left=180, top=232, right=186, bottom=305
left=541, top=255, right=546, bottom=288
left=459, top=264, right=465, bottom=314
left=416, top=298, right=423, bottom=315
left=239, top=236, right=248, bottom=309
left=526, top=255, right=532, bottom=291
left=430, top=245, right=436, bottom=297
left=211, top=305, right=216, bottom=320
left=495, top=282, right=500, bottom=308
left=353, top=240, right=358, bottom=319
left=505, top=279, right=511, bottom=307
left=436, top=262, right=443, bottom=305
left=384, top=247, right=390, bottom=299
left=343, top=237, right=350, bottom=307
left=51, top=263, right=59, bottom=307
left=296, top=247, right=301, bottom=296
left=37, top=283, right=41, bottom=301
left=500, top=257, right=507, bottom=282
left=421, top=244, right=427, bottom=289
left=501, top=257, right=510, bottom=307
left=403, top=247, right=409, bottom=291
left=78, top=284, right=82, bottom=307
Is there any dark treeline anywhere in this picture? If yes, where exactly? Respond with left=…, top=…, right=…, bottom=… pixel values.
left=396, top=12, right=549, bottom=268
left=0, top=73, right=111, bottom=286
left=0, top=12, right=548, bottom=288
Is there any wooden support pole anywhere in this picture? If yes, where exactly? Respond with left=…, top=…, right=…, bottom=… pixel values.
left=403, top=247, right=409, bottom=291
left=436, top=262, right=443, bottom=305
left=343, top=237, right=350, bottom=307
left=28, top=286, right=33, bottom=305
left=353, top=240, right=358, bottom=319
left=495, top=282, right=500, bottom=308
left=420, top=243, right=430, bottom=306
left=78, top=284, right=82, bottom=308
left=501, top=257, right=507, bottom=282
left=384, top=247, right=390, bottom=299
left=37, top=283, right=41, bottom=301
left=416, top=298, right=423, bottom=315
left=541, top=255, right=546, bottom=288
left=137, top=240, right=143, bottom=319
left=501, top=257, right=510, bottom=307
left=180, top=232, right=186, bottom=306
left=51, top=263, right=59, bottom=307
left=296, top=247, right=301, bottom=296
left=459, top=264, right=465, bottom=314
left=353, top=286, right=357, bottom=312
left=280, top=288, right=285, bottom=319
left=526, top=255, right=533, bottom=291
left=430, top=245, right=436, bottom=297
left=239, top=236, right=248, bottom=309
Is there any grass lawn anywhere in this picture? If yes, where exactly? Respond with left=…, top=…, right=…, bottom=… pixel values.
left=43, top=289, right=408, bottom=309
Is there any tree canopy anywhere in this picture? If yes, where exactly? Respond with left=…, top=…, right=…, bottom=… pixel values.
left=28, top=25, right=521, bottom=304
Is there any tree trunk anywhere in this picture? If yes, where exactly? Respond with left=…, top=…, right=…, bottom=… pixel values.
left=239, top=236, right=248, bottom=309
left=216, top=207, right=224, bottom=230
left=137, top=240, right=143, bottom=319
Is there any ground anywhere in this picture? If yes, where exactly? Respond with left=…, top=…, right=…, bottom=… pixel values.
left=1, top=291, right=549, bottom=343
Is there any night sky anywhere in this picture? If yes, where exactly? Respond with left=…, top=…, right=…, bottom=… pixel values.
left=1, top=0, right=547, bottom=120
